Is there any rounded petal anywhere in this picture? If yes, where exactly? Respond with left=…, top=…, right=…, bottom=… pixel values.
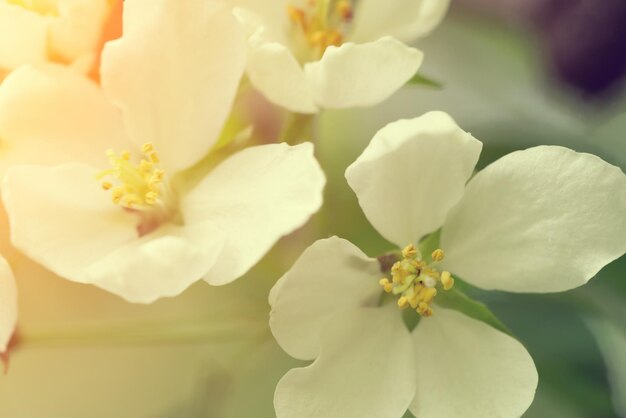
left=2, top=163, right=138, bottom=284
left=0, top=256, right=17, bottom=353
left=304, top=37, right=423, bottom=109
left=269, top=237, right=381, bottom=360
left=2, top=163, right=224, bottom=303
left=346, top=112, right=482, bottom=247
left=85, top=222, right=223, bottom=303
left=441, top=146, right=626, bottom=293
left=49, top=0, right=109, bottom=64
left=245, top=38, right=318, bottom=114
left=0, top=64, right=128, bottom=176
left=0, top=3, right=48, bottom=71
left=274, top=306, right=415, bottom=418
left=409, top=308, right=538, bottom=418
left=349, top=0, right=451, bottom=43
left=181, top=142, right=325, bottom=287
left=101, top=0, right=246, bottom=173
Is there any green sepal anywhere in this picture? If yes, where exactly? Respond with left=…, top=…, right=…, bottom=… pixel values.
left=406, top=72, right=444, bottom=89
left=436, top=286, right=512, bottom=336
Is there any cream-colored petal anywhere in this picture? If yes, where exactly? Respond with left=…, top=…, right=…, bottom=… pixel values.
left=269, top=237, right=381, bottom=360
left=229, top=0, right=291, bottom=44
left=101, top=0, right=246, bottom=173
left=85, top=222, right=223, bottom=303
left=49, top=0, right=109, bottom=64
left=181, top=142, right=325, bottom=287
left=410, top=308, right=538, bottom=418
left=349, top=0, right=450, bottom=43
left=0, top=3, right=49, bottom=71
left=243, top=30, right=318, bottom=114
left=304, top=37, right=423, bottom=109
left=346, top=112, right=482, bottom=247
left=0, top=64, right=128, bottom=176
left=2, top=163, right=138, bottom=284
left=274, top=306, right=415, bottom=418
left=0, top=256, right=17, bottom=353
left=442, top=146, right=626, bottom=293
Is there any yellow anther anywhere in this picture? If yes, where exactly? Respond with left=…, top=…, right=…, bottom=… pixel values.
left=287, top=0, right=351, bottom=57
left=101, top=181, right=112, bottom=190
left=144, top=191, right=158, bottom=205
left=121, top=151, right=131, bottom=161
left=419, top=287, right=437, bottom=304
left=141, top=143, right=154, bottom=153
left=379, top=278, right=393, bottom=293
left=441, top=271, right=454, bottom=291
left=417, top=302, right=433, bottom=317
left=336, top=0, right=353, bottom=20
left=431, top=248, right=445, bottom=262
left=402, top=244, right=418, bottom=259
left=397, top=296, right=408, bottom=309
left=111, top=187, right=124, bottom=204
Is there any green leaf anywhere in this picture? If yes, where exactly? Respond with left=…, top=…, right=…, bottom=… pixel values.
left=436, top=287, right=512, bottom=336
left=406, top=72, right=444, bottom=89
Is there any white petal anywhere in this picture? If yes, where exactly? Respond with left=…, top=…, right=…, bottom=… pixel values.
left=346, top=112, right=482, bottom=247
left=181, top=142, right=325, bottom=287
left=441, top=146, right=626, bottom=293
left=101, top=0, right=246, bottom=173
left=2, top=163, right=138, bottom=284
left=243, top=30, right=318, bottom=114
left=0, top=4, right=49, bottom=71
left=229, top=0, right=291, bottom=44
left=305, top=37, right=423, bottom=109
left=49, top=0, right=109, bottom=64
left=349, top=0, right=451, bottom=43
left=410, top=308, right=538, bottom=418
left=0, top=256, right=17, bottom=353
left=85, top=222, right=223, bottom=303
left=269, top=237, right=381, bottom=360
left=274, top=306, right=415, bottom=418
left=0, top=64, right=128, bottom=176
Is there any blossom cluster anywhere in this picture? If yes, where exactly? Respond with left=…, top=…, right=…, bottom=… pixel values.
left=1, top=1, right=625, bottom=417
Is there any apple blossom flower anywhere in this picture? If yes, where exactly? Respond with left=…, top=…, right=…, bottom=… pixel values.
left=0, top=255, right=16, bottom=355
left=1, top=0, right=326, bottom=303
left=0, top=0, right=116, bottom=79
left=269, top=111, right=626, bottom=418
left=229, top=0, right=450, bottom=113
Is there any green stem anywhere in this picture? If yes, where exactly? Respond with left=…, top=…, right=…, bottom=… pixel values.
left=280, top=112, right=317, bottom=145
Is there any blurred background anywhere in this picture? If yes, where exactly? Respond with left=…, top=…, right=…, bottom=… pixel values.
left=1, top=0, right=625, bottom=417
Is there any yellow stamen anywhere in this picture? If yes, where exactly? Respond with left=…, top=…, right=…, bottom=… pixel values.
left=431, top=248, right=445, bottom=262
left=336, top=0, right=353, bottom=20
left=379, top=278, right=393, bottom=293
left=97, top=142, right=167, bottom=210
left=286, top=0, right=352, bottom=58
left=441, top=271, right=455, bottom=291
left=402, top=244, right=418, bottom=259
left=380, top=244, right=454, bottom=317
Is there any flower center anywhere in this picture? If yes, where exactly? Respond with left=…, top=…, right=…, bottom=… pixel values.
left=286, top=0, right=353, bottom=60
left=379, top=244, right=454, bottom=317
left=97, top=141, right=177, bottom=208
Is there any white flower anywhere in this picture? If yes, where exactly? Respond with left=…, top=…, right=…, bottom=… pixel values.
left=0, top=0, right=114, bottom=78
left=1, top=0, right=326, bottom=303
left=229, top=0, right=449, bottom=113
left=269, top=111, right=626, bottom=418
left=0, top=255, right=16, bottom=354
